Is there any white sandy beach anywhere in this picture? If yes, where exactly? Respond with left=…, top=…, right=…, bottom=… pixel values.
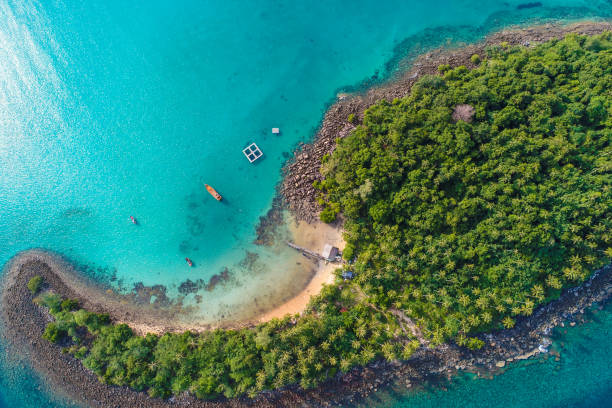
left=258, top=219, right=345, bottom=322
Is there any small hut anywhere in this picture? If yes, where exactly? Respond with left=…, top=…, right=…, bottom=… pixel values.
left=322, top=244, right=339, bottom=261
left=341, top=270, right=354, bottom=280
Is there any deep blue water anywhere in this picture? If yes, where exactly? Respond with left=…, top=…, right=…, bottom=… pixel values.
left=0, top=0, right=611, bottom=406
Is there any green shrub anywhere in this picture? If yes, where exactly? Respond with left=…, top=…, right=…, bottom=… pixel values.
left=470, top=53, right=481, bottom=65
left=438, top=63, right=451, bottom=73
left=342, top=244, right=355, bottom=261
left=347, top=113, right=356, bottom=124
left=443, top=65, right=469, bottom=81
left=413, top=75, right=446, bottom=94
left=67, top=345, right=88, bottom=358
left=73, top=309, right=109, bottom=333
left=38, top=293, right=62, bottom=314
left=27, top=276, right=43, bottom=295
left=467, top=338, right=485, bottom=350
left=61, top=298, right=80, bottom=311
left=319, top=207, right=337, bottom=223
left=42, top=323, right=66, bottom=343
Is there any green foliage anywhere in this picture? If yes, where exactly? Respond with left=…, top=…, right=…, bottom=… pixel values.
left=27, top=275, right=43, bottom=295
left=75, top=346, right=88, bottom=358
left=36, top=292, right=63, bottom=314
left=438, top=64, right=451, bottom=73
left=319, top=206, right=337, bottom=223
left=320, top=33, right=612, bottom=344
left=40, top=287, right=408, bottom=400
left=471, top=54, right=481, bottom=65
left=348, top=113, right=356, bottom=124
left=61, top=298, right=79, bottom=311
left=73, top=309, right=109, bottom=333
left=43, top=323, right=66, bottom=343
left=467, top=337, right=485, bottom=350
left=342, top=243, right=355, bottom=261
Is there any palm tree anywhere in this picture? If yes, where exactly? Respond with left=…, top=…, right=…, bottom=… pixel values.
left=458, top=294, right=471, bottom=308
left=563, top=267, right=581, bottom=281
left=475, top=296, right=489, bottom=310
left=467, top=314, right=480, bottom=328
left=521, top=299, right=534, bottom=316
left=546, top=275, right=562, bottom=289
left=381, top=342, right=396, bottom=360
left=340, top=358, right=352, bottom=372
left=502, top=316, right=515, bottom=329
left=431, top=328, right=445, bottom=345
left=530, top=284, right=545, bottom=301
left=481, top=311, right=493, bottom=324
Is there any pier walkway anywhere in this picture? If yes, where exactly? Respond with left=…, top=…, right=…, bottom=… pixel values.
left=286, top=241, right=343, bottom=263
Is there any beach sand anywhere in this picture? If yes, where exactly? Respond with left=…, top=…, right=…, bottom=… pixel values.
left=258, top=219, right=345, bottom=322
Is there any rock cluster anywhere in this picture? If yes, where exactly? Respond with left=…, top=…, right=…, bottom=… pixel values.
left=280, top=107, right=358, bottom=223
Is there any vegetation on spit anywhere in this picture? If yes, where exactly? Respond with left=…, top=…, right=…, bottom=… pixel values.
left=37, top=34, right=611, bottom=400
left=27, top=275, right=43, bottom=295
left=36, top=285, right=417, bottom=399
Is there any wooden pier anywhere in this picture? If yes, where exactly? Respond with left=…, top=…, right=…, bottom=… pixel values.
left=286, top=241, right=342, bottom=263
left=286, top=241, right=324, bottom=260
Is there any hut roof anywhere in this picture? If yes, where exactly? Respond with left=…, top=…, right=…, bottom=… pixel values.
left=322, top=244, right=339, bottom=260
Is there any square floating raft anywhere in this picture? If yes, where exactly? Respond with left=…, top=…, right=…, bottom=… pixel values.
left=243, top=142, right=263, bottom=163
left=272, top=127, right=280, bottom=135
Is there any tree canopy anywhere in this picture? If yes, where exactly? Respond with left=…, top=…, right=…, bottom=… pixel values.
left=319, top=33, right=611, bottom=341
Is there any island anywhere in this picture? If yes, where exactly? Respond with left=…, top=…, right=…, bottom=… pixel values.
left=1, top=22, right=611, bottom=408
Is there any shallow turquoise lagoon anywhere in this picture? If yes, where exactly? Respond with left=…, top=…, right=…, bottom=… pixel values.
left=1, top=0, right=611, bottom=406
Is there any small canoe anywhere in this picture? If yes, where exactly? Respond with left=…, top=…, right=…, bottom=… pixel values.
left=185, top=257, right=193, bottom=267
left=130, top=216, right=138, bottom=225
left=205, top=184, right=222, bottom=201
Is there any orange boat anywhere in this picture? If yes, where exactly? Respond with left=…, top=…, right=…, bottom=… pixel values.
left=205, top=184, right=222, bottom=201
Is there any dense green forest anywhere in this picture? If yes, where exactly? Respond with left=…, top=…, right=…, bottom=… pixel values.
left=319, top=33, right=611, bottom=342
left=35, top=284, right=417, bottom=399
left=37, top=33, right=611, bottom=399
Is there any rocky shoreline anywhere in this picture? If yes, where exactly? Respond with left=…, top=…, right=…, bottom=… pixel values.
left=1, top=20, right=612, bottom=408
left=281, top=20, right=612, bottom=222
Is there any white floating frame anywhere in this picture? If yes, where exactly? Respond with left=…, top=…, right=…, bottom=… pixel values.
left=243, top=142, right=263, bottom=163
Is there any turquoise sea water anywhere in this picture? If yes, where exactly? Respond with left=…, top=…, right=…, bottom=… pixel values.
left=1, top=0, right=612, bottom=406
